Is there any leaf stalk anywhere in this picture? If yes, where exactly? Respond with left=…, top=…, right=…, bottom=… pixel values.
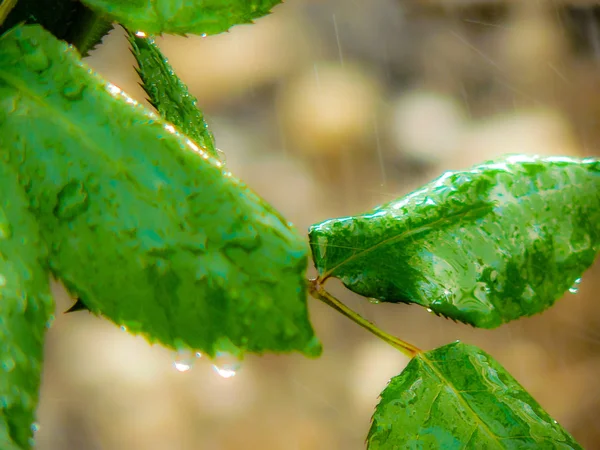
left=308, top=278, right=421, bottom=358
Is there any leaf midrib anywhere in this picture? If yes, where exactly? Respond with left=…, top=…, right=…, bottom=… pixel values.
left=319, top=203, right=492, bottom=282
left=419, top=352, right=504, bottom=449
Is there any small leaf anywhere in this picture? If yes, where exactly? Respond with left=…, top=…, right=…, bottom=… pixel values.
left=0, top=25, right=319, bottom=358
left=79, top=0, right=282, bottom=36
left=127, top=30, right=217, bottom=158
left=0, top=161, right=54, bottom=450
left=310, top=156, right=600, bottom=328
left=368, top=342, right=581, bottom=449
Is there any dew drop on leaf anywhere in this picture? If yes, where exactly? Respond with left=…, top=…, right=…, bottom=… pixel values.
left=568, top=278, right=582, bottom=294
left=45, top=314, right=55, bottom=329
left=134, top=31, right=147, bottom=37
left=120, top=325, right=127, bottom=332
left=2, top=357, right=15, bottom=372
left=61, top=84, right=86, bottom=101
left=31, top=422, right=40, bottom=432
left=368, top=297, right=380, bottom=304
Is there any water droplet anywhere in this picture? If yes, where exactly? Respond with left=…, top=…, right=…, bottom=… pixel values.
left=45, top=315, right=55, bottom=329
left=106, top=83, right=123, bottom=96
left=426, top=308, right=433, bottom=313
left=568, top=278, right=582, bottom=294
left=173, top=360, right=192, bottom=373
left=54, top=181, right=89, bottom=220
left=211, top=351, right=241, bottom=378
left=61, top=84, right=86, bottom=101
left=201, top=33, right=207, bottom=38
left=368, top=297, right=380, bottom=304
left=172, top=349, right=202, bottom=372
left=31, top=422, right=39, bottom=432
left=120, top=325, right=127, bottom=332
left=19, top=39, right=51, bottom=72
left=135, top=31, right=147, bottom=37
left=164, top=123, right=176, bottom=134
left=2, top=357, right=15, bottom=372
left=216, top=148, right=226, bottom=163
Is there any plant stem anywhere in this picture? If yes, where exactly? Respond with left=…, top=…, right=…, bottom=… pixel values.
left=0, top=0, right=17, bottom=27
left=308, top=278, right=421, bottom=358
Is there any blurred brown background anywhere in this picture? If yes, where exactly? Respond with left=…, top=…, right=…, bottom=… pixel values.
left=34, top=0, right=600, bottom=449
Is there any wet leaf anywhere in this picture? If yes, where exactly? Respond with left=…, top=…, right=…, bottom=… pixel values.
left=79, top=0, right=282, bottom=36
left=310, top=156, right=600, bottom=328
left=0, top=25, right=319, bottom=358
left=0, top=0, right=112, bottom=56
left=127, top=30, right=217, bottom=158
left=368, top=342, right=581, bottom=449
left=0, top=162, right=53, bottom=450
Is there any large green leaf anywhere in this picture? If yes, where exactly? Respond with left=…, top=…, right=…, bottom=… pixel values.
left=127, top=30, right=217, bottom=158
left=0, top=161, right=53, bottom=450
left=79, top=0, right=282, bottom=36
left=368, top=342, right=581, bottom=449
left=310, top=156, right=600, bottom=328
left=0, top=24, right=319, bottom=358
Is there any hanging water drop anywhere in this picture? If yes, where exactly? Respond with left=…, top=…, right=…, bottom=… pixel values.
left=173, top=349, right=202, bottom=372
left=120, top=325, right=127, bottom=332
left=31, top=422, right=40, bottom=432
left=135, top=31, right=147, bottom=37
left=426, top=308, right=433, bottom=313
left=173, top=359, right=192, bottom=372
left=368, top=297, right=380, bottom=305
left=211, top=351, right=241, bottom=378
left=201, top=33, right=207, bottom=38
left=568, top=278, right=582, bottom=294
left=216, top=148, right=227, bottom=164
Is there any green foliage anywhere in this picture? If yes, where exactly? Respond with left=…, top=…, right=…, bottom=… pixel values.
left=0, top=24, right=319, bottom=359
left=128, top=30, right=217, bottom=157
left=0, top=2, right=598, bottom=449
left=0, top=0, right=112, bottom=56
left=0, top=162, right=53, bottom=450
left=79, top=0, right=282, bottom=35
left=310, top=156, right=600, bottom=328
left=368, top=342, right=582, bottom=449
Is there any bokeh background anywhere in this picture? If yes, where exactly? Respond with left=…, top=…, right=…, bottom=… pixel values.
left=35, top=0, right=600, bottom=448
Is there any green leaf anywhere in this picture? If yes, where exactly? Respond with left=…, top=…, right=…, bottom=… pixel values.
left=310, top=156, right=600, bottom=328
left=79, top=0, right=282, bottom=36
left=0, top=0, right=112, bottom=56
left=0, top=24, right=319, bottom=358
left=0, top=161, right=53, bottom=450
left=368, top=342, right=581, bottom=449
left=127, top=30, right=217, bottom=158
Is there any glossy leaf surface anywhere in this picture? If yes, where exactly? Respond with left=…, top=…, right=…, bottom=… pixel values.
left=80, top=0, right=282, bottom=36
left=0, top=162, right=53, bottom=450
left=128, top=31, right=217, bottom=158
left=310, top=156, right=600, bottom=328
left=0, top=25, right=319, bottom=358
left=368, top=342, right=581, bottom=449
